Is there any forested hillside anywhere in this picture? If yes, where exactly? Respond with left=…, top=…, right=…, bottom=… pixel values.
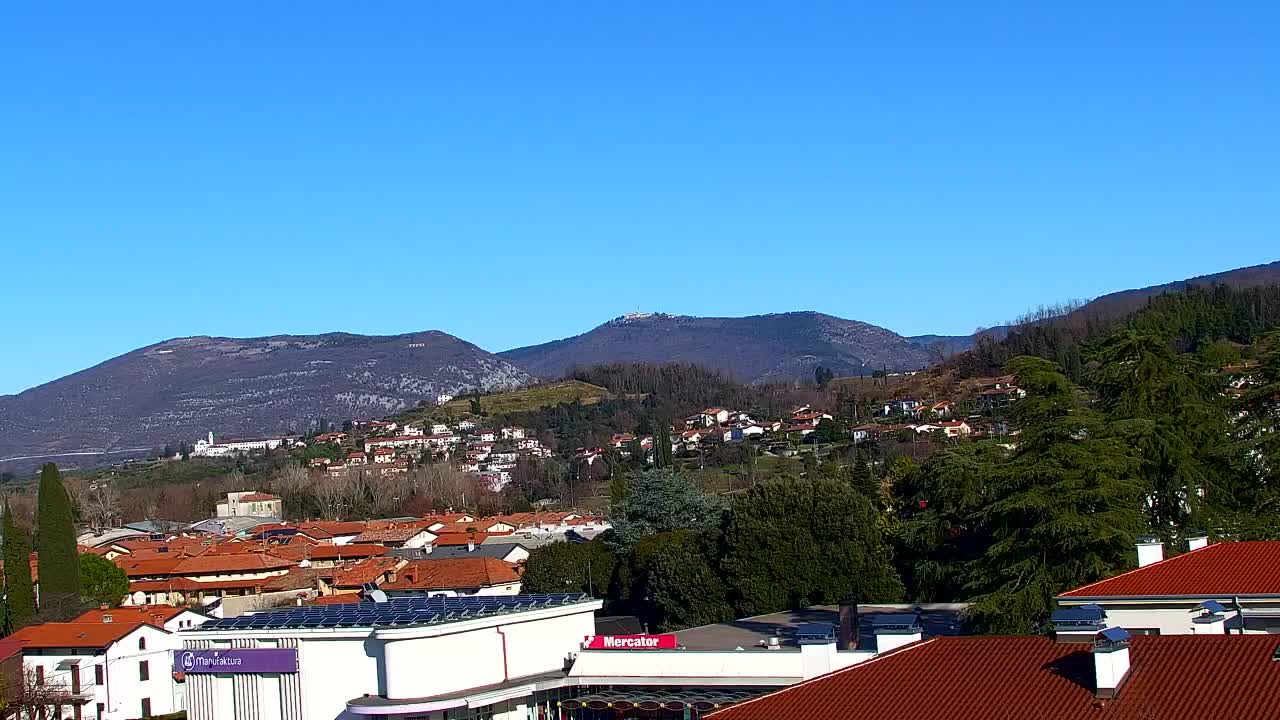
left=953, top=283, right=1280, bottom=379
left=522, top=283, right=1280, bottom=635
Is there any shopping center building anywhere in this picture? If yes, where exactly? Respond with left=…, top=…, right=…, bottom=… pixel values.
left=177, top=592, right=965, bottom=720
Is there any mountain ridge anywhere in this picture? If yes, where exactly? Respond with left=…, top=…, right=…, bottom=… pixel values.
left=0, top=329, right=532, bottom=468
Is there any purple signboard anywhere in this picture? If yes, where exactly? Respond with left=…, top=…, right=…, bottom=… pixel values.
left=174, top=649, right=298, bottom=674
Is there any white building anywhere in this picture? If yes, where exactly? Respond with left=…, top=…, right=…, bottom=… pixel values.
left=10, top=620, right=184, bottom=720
left=215, top=491, right=283, bottom=519
left=177, top=594, right=962, bottom=720
left=180, top=594, right=601, bottom=720
left=192, top=432, right=296, bottom=457
left=1055, top=538, right=1280, bottom=634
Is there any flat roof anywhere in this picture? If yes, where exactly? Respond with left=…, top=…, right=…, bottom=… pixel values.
left=673, top=604, right=969, bottom=651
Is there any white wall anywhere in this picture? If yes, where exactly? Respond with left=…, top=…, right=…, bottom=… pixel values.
left=1058, top=598, right=1280, bottom=635
left=569, top=645, right=875, bottom=684
left=22, top=624, right=179, bottom=720
left=298, top=638, right=382, bottom=720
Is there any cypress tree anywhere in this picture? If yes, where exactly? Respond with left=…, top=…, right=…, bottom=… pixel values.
left=654, top=424, right=673, bottom=469
left=36, top=463, right=81, bottom=618
left=2, top=500, right=37, bottom=632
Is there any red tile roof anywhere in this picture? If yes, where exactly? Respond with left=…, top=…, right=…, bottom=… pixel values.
left=74, top=605, right=190, bottom=627
left=1059, top=541, right=1280, bottom=598
left=298, top=521, right=369, bottom=536
left=268, top=543, right=389, bottom=562
left=707, top=635, right=1280, bottom=720
left=6, top=621, right=150, bottom=649
left=379, top=557, right=520, bottom=591
left=307, top=593, right=363, bottom=605
left=172, top=552, right=295, bottom=575
left=238, top=493, right=280, bottom=502
left=431, top=532, right=492, bottom=546
left=332, top=557, right=404, bottom=588
left=353, top=527, right=431, bottom=544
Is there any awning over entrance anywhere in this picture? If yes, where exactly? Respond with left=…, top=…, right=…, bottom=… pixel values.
left=559, top=689, right=761, bottom=712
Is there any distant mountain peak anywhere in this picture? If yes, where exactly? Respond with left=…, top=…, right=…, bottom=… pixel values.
left=501, top=311, right=931, bottom=382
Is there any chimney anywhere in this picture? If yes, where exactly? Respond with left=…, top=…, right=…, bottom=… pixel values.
left=837, top=595, right=859, bottom=650
left=467, top=540, right=475, bottom=552
left=1136, top=537, right=1163, bottom=567
left=871, top=613, right=922, bottom=654
left=1093, top=627, right=1132, bottom=699
left=1187, top=534, right=1210, bottom=552
left=1191, top=600, right=1227, bottom=635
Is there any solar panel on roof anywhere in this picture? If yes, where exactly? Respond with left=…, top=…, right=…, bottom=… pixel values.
left=1051, top=606, right=1107, bottom=626
left=1098, top=627, right=1131, bottom=643
left=870, top=613, right=921, bottom=629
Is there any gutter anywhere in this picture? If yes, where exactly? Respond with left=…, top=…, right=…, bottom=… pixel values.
left=495, top=627, right=509, bottom=681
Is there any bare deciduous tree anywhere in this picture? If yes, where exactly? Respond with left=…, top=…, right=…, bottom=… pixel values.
left=1, top=664, right=84, bottom=720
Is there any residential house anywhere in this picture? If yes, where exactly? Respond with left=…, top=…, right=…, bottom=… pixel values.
left=428, top=543, right=530, bottom=564
left=346, top=451, right=368, bottom=466
left=9, top=620, right=183, bottom=720
left=214, top=491, right=282, bottom=519
left=937, top=420, right=972, bottom=438
left=371, top=448, right=396, bottom=464
left=327, top=557, right=406, bottom=596
left=73, top=605, right=210, bottom=633
left=699, top=408, right=730, bottom=427
left=500, top=427, right=527, bottom=440
left=351, top=526, right=436, bottom=549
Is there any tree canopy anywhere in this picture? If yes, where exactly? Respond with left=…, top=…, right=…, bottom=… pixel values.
left=80, top=553, right=129, bottom=608
left=721, top=477, right=904, bottom=616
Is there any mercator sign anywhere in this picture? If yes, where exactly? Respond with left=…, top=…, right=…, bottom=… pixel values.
left=584, top=634, right=678, bottom=650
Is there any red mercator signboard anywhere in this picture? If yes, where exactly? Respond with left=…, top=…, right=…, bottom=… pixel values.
left=584, top=634, right=678, bottom=650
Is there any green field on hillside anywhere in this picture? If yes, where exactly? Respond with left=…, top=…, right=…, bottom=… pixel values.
left=443, top=380, right=613, bottom=416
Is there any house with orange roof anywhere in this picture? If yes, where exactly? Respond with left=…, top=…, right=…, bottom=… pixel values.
left=351, top=526, right=436, bottom=548
left=1056, top=538, right=1280, bottom=635
left=328, top=557, right=407, bottom=595
left=74, top=604, right=211, bottom=632
left=9, top=619, right=183, bottom=720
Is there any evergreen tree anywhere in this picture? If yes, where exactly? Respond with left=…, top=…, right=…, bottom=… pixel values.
left=608, top=469, right=724, bottom=549
left=721, top=478, right=903, bottom=616
left=966, top=357, right=1143, bottom=633
left=654, top=424, right=673, bottom=469
left=36, top=463, right=82, bottom=619
left=2, top=500, right=36, bottom=632
left=1090, top=331, right=1234, bottom=532
left=633, top=530, right=732, bottom=631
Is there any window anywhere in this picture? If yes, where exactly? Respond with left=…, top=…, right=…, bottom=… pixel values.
left=95, top=665, right=104, bottom=685
left=1129, top=628, right=1161, bottom=636
left=141, top=698, right=152, bottom=718
left=96, top=703, right=104, bottom=720
left=139, top=636, right=147, bottom=650
left=35, top=666, right=44, bottom=685
left=139, top=660, right=149, bottom=681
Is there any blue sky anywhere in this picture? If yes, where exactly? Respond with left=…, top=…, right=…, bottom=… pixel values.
left=2, top=2, right=1277, bottom=395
